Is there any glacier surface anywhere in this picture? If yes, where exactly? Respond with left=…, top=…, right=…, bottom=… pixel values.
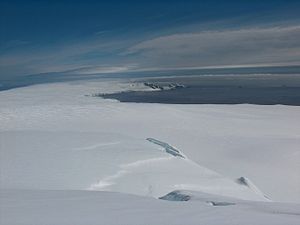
left=0, top=79, right=299, bottom=224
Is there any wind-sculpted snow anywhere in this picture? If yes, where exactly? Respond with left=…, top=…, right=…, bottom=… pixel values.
left=0, top=130, right=267, bottom=200
left=236, top=176, right=270, bottom=199
left=87, top=137, right=267, bottom=200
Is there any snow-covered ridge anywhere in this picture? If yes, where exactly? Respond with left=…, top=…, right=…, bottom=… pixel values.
left=85, top=136, right=267, bottom=200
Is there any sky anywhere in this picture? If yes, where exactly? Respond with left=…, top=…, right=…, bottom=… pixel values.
left=1, top=0, right=300, bottom=80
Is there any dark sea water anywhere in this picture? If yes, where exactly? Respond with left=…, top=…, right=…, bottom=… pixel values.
left=1, top=65, right=300, bottom=91
left=101, top=74, right=300, bottom=106
left=1, top=66, right=300, bottom=105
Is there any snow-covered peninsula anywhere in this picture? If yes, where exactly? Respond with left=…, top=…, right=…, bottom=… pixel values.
left=1, top=79, right=299, bottom=225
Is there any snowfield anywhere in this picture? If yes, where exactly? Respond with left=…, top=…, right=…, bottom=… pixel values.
left=1, top=189, right=300, bottom=225
left=0, top=79, right=300, bottom=224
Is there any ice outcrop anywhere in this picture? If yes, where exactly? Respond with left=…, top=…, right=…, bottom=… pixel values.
left=159, top=190, right=191, bottom=201
left=143, top=82, right=185, bottom=90
left=206, top=201, right=236, bottom=206
left=160, top=190, right=236, bottom=206
left=146, top=138, right=185, bottom=158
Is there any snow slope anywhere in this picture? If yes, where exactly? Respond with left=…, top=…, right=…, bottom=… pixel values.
left=0, top=130, right=266, bottom=201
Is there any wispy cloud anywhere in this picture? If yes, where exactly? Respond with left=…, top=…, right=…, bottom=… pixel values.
left=1, top=1, right=300, bottom=80
left=65, top=65, right=137, bottom=75
left=124, top=25, right=300, bottom=69
left=1, top=25, right=300, bottom=79
left=0, top=36, right=131, bottom=77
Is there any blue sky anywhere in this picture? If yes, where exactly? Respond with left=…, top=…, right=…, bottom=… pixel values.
left=1, top=0, right=300, bottom=79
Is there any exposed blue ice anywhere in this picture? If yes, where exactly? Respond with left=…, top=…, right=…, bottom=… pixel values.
left=146, top=138, right=185, bottom=158
left=206, top=201, right=236, bottom=206
left=159, top=191, right=191, bottom=201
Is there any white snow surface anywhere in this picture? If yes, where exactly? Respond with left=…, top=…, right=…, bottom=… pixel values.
left=1, top=189, right=300, bottom=225
left=0, top=79, right=300, bottom=224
